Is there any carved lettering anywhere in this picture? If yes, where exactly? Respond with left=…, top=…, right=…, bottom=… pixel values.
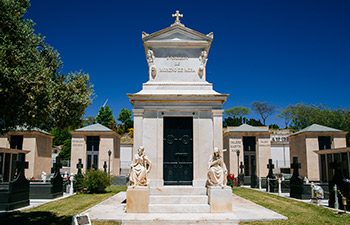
left=159, top=67, right=195, bottom=73
left=167, top=56, right=188, bottom=60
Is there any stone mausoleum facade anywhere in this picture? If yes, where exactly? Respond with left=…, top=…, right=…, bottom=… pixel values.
left=289, top=124, right=347, bottom=181
left=223, top=124, right=271, bottom=178
left=0, top=127, right=53, bottom=179
left=127, top=13, right=228, bottom=188
left=70, top=124, right=121, bottom=175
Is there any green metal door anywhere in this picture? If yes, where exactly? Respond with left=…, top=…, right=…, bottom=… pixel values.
left=163, top=117, right=193, bottom=185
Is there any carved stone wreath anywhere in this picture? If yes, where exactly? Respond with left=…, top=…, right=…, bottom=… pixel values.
left=166, top=135, right=175, bottom=145
left=181, top=135, right=191, bottom=145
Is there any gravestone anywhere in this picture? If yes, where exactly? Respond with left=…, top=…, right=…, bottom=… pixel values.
left=289, top=157, right=311, bottom=199
left=103, top=161, right=107, bottom=173
left=74, top=158, right=84, bottom=192
left=328, top=161, right=350, bottom=210
left=250, top=161, right=257, bottom=188
left=30, top=156, right=63, bottom=199
left=239, top=161, right=245, bottom=186
left=76, top=158, right=84, bottom=175
left=266, top=159, right=278, bottom=192
left=0, top=153, right=29, bottom=210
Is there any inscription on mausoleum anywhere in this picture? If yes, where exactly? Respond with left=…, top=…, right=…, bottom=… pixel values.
left=159, top=56, right=196, bottom=73
left=230, top=139, right=242, bottom=152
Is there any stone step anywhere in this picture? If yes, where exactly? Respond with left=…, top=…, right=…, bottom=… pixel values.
left=149, top=186, right=207, bottom=196
left=149, top=195, right=208, bottom=204
left=148, top=204, right=210, bottom=213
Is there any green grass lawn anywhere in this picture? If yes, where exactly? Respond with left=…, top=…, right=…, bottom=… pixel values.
left=0, top=186, right=126, bottom=225
left=3, top=186, right=349, bottom=225
left=233, top=187, right=350, bottom=225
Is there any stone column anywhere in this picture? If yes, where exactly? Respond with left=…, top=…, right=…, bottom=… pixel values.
left=212, top=110, right=224, bottom=150
left=133, top=109, right=144, bottom=156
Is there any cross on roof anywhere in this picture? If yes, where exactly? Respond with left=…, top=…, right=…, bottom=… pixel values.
left=172, top=10, right=183, bottom=24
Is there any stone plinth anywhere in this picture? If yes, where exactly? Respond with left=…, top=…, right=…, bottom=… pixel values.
left=126, top=186, right=149, bottom=213
left=208, top=186, right=232, bottom=212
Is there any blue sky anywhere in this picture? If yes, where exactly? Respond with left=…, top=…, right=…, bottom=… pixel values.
left=25, top=0, right=350, bottom=127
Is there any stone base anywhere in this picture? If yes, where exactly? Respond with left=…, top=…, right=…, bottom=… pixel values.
left=126, top=186, right=149, bottom=213
left=208, top=186, right=232, bottom=212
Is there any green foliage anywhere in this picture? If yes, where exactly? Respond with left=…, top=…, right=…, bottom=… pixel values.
left=224, top=107, right=250, bottom=118
left=58, top=138, right=71, bottom=160
left=276, top=105, right=294, bottom=128
left=223, top=117, right=243, bottom=127
left=116, top=108, right=133, bottom=134
left=269, top=124, right=280, bottom=129
left=223, top=116, right=263, bottom=127
left=96, top=105, right=115, bottom=128
left=50, top=128, right=72, bottom=146
left=82, top=116, right=96, bottom=127
left=83, top=169, right=111, bottom=193
left=288, top=103, right=350, bottom=146
left=117, top=108, right=132, bottom=124
left=233, top=187, right=350, bottom=224
left=251, top=101, right=276, bottom=125
left=0, top=0, right=94, bottom=133
left=74, top=173, right=84, bottom=192
left=246, top=118, right=263, bottom=126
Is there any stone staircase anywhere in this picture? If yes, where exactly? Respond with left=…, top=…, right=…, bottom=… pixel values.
left=148, top=186, right=210, bottom=213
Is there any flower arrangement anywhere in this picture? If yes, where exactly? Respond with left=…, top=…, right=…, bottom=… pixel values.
left=227, top=173, right=238, bottom=187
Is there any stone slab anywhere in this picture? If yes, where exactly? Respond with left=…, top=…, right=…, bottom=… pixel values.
left=126, top=187, right=149, bottom=213
left=149, top=195, right=208, bottom=204
left=149, top=186, right=206, bottom=195
left=84, top=191, right=287, bottom=224
left=208, top=187, right=232, bottom=212
left=149, top=203, right=210, bottom=213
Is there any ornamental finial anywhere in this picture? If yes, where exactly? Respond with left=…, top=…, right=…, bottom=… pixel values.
left=171, top=10, right=184, bottom=26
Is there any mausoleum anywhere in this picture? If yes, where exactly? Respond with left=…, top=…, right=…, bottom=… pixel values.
left=126, top=11, right=230, bottom=213
left=70, top=124, right=121, bottom=175
left=0, top=127, right=53, bottom=179
left=288, top=124, right=347, bottom=181
left=223, top=124, right=271, bottom=178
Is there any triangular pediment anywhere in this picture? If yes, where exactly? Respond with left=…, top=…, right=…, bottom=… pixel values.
left=143, top=25, right=213, bottom=44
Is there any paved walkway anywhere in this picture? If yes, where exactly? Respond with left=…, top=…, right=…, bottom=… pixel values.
left=84, top=192, right=287, bottom=225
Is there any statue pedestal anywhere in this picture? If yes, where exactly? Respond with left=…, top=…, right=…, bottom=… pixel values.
left=126, top=186, right=149, bottom=213
left=208, top=186, right=232, bottom=212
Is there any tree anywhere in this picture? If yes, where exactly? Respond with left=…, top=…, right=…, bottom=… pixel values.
left=58, top=138, right=71, bottom=160
left=288, top=103, right=350, bottom=146
left=83, top=116, right=96, bottom=127
left=50, top=128, right=72, bottom=147
left=96, top=105, right=115, bottom=128
left=224, top=107, right=250, bottom=118
left=246, top=118, right=264, bottom=126
left=50, top=128, right=72, bottom=160
left=269, top=124, right=280, bottom=129
left=276, top=105, right=294, bottom=128
left=116, top=108, right=133, bottom=134
left=251, top=101, right=276, bottom=125
left=0, top=0, right=94, bottom=133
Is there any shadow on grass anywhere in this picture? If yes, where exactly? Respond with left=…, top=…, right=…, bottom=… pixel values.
left=0, top=211, right=71, bottom=225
